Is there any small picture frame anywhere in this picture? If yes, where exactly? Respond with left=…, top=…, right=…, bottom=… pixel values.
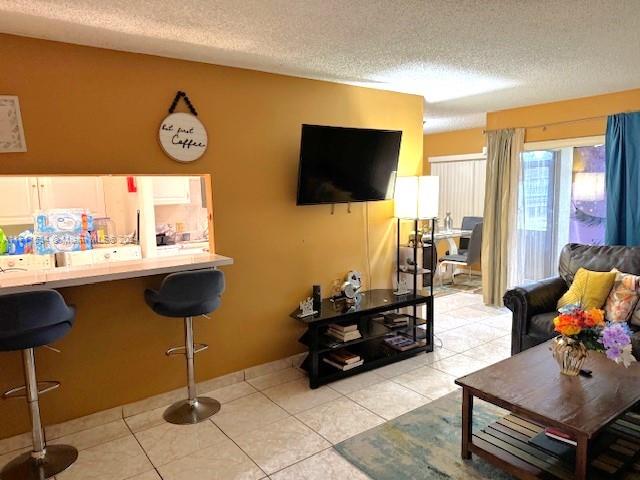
left=0, top=96, right=27, bottom=153
left=296, top=297, right=318, bottom=318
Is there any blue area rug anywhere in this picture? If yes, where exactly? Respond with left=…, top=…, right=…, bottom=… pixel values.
left=335, top=390, right=515, bottom=480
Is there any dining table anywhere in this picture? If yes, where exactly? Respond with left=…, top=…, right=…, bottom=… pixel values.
left=434, top=228, right=472, bottom=255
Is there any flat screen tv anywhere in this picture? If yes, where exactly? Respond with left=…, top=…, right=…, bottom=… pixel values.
left=296, top=124, right=402, bottom=205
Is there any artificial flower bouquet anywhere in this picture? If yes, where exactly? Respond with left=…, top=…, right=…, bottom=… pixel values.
left=553, top=304, right=637, bottom=368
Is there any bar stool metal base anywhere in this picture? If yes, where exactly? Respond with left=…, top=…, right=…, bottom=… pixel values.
left=163, top=397, right=221, bottom=425
left=0, top=444, right=78, bottom=480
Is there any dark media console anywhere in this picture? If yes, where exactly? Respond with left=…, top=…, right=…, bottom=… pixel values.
left=292, top=289, right=433, bottom=389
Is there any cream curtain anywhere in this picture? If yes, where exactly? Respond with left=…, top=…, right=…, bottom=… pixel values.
left=430, top=158, right=486, bottom=226
left=481, top=128, right=525, bottom=306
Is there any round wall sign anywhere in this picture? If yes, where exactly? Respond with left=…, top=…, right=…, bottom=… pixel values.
left=158, top=112, right=208, bottom=163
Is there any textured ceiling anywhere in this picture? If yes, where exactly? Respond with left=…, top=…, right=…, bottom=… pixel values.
left=1, top=0, right=640, bottom=132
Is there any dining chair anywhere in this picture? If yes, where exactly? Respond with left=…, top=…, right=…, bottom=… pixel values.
left=438, top=222, right=482, bottom=287
left=458, top=216, right=483, bottom=253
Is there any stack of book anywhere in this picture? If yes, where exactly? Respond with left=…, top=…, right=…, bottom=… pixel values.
left=322, top=349, right=363, bottom=371
left=528, top=427, right=577, bottom=463
left=383, top=312, right=409, bottom=328
left=544, top=427, right=577, bottom=446
left=326, top=323, right=362, bottom=342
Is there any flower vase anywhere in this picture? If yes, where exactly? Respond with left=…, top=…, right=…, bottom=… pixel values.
left=551, top=336, right=588, bottom=376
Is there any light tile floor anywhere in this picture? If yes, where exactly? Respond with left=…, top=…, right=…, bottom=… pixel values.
left=1, top=291, right=511, bottom=480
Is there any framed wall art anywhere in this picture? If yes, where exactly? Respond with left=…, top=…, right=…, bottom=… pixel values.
left=0, top=96, right=27, bottom=153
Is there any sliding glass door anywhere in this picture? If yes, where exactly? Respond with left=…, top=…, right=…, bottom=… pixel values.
left=512, top=143, right=605, bottom=285
left=515, top=151, right=559, bottom=283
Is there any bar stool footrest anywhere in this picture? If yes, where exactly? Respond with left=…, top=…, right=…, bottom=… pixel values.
left=2, top=381, right=60, bottom=400
left=165, top=344, right=208, bottom=356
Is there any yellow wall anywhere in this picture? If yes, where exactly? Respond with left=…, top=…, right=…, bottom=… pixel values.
left=0, top=34, right=424, bottom=439
left=423, top=127, right=485, bottom=173
left=487, top=88, right=640, bottom=142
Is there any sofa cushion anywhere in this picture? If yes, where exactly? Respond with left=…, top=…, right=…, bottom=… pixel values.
left=528, top=311, right=558, bottom=337
left=606, top=269, right=640, bottom=323
left=559, top=244, right=640, bottom=286
left=557, top=268, right=616, bottom=310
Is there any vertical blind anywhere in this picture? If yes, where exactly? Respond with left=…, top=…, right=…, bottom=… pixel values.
left=429, top=157, right=486, bottom=227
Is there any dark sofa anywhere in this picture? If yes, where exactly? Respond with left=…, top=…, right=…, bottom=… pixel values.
left=504, top=243, right=640, bottom=356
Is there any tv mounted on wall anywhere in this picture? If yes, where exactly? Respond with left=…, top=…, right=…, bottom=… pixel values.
left=296, top=124, right=402, bottom=205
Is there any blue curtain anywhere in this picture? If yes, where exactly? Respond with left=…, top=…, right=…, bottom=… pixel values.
left=605, top=112, right=640, bottom=245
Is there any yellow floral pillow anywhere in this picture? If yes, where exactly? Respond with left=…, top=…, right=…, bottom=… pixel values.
left=557, top=268, right=617, bottom=310
left=604, top=269, right=640, bottom=323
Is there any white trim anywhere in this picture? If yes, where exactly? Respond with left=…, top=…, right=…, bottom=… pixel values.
left=428, top=152, right=486, bottom=163
left=524, top=135, right=605, bottom=151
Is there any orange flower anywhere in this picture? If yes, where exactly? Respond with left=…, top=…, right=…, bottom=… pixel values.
left=553, top=314, right=582, bottom=336
left=584, top=308, right=605, bottom=327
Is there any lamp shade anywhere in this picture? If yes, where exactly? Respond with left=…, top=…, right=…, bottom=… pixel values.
left=394, top=176, right=439, bottom=219
left=572, top=172, right=605, bottom=202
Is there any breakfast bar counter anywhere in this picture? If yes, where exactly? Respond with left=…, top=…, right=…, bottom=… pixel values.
left=0, top=253, right=233, bottom=294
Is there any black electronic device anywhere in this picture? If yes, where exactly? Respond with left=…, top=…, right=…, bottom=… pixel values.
left=296, top=124, right=402, bottom=205
left=312, top=285, right=322, bottom=311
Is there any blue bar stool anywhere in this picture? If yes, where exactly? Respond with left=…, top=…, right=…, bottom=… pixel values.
left=145, top=268, right=225, bottom=425
left=0, top=290, right=78, bottom=480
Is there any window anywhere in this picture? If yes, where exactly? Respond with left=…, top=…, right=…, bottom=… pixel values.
left=517, top=151, right=559, bottom=282
left=519, top=151, right=556, bottom=232
left=513, top=138, right=605, bottom=285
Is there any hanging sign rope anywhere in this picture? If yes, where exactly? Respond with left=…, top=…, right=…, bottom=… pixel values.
left=159, top=91, right=208, bottom=163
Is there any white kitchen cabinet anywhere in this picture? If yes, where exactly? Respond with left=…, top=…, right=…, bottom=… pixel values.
left=152, top=176, right=191, bottom=205
left=0, top=176, right=39, bottom=225
left=38, top=177, right=107, bottom=217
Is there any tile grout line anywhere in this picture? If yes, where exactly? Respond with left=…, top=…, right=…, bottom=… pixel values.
left=386, top=375, right=441, bottom=402
left=207, top=417, right=269, bottom=479
left=384, top=326, right=511, bottom=398
left=294, top=394, right=387, bottom=445
left=121, top=384, right=266, bottom=472
left=121, top=412, right=164, bottom=480
left=116, top=387, right=267, bottom=479
left=266, top=445, right=335, bottom=477
left=219, top=383, right=361, bottom=476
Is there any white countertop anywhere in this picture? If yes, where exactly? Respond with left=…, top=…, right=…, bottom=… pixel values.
left=0, top=253, right=234, bottom=295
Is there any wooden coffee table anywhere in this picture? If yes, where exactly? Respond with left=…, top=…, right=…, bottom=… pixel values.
left=455, top=341, right=640, bottom=479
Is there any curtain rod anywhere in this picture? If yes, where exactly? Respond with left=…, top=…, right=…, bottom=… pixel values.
left=481, top=110, right=638, bottom=134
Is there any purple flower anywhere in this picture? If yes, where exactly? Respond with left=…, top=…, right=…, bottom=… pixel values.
left=606, top=346, right=622, bottom=361
left=600, top=323, right=637, bottom=367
